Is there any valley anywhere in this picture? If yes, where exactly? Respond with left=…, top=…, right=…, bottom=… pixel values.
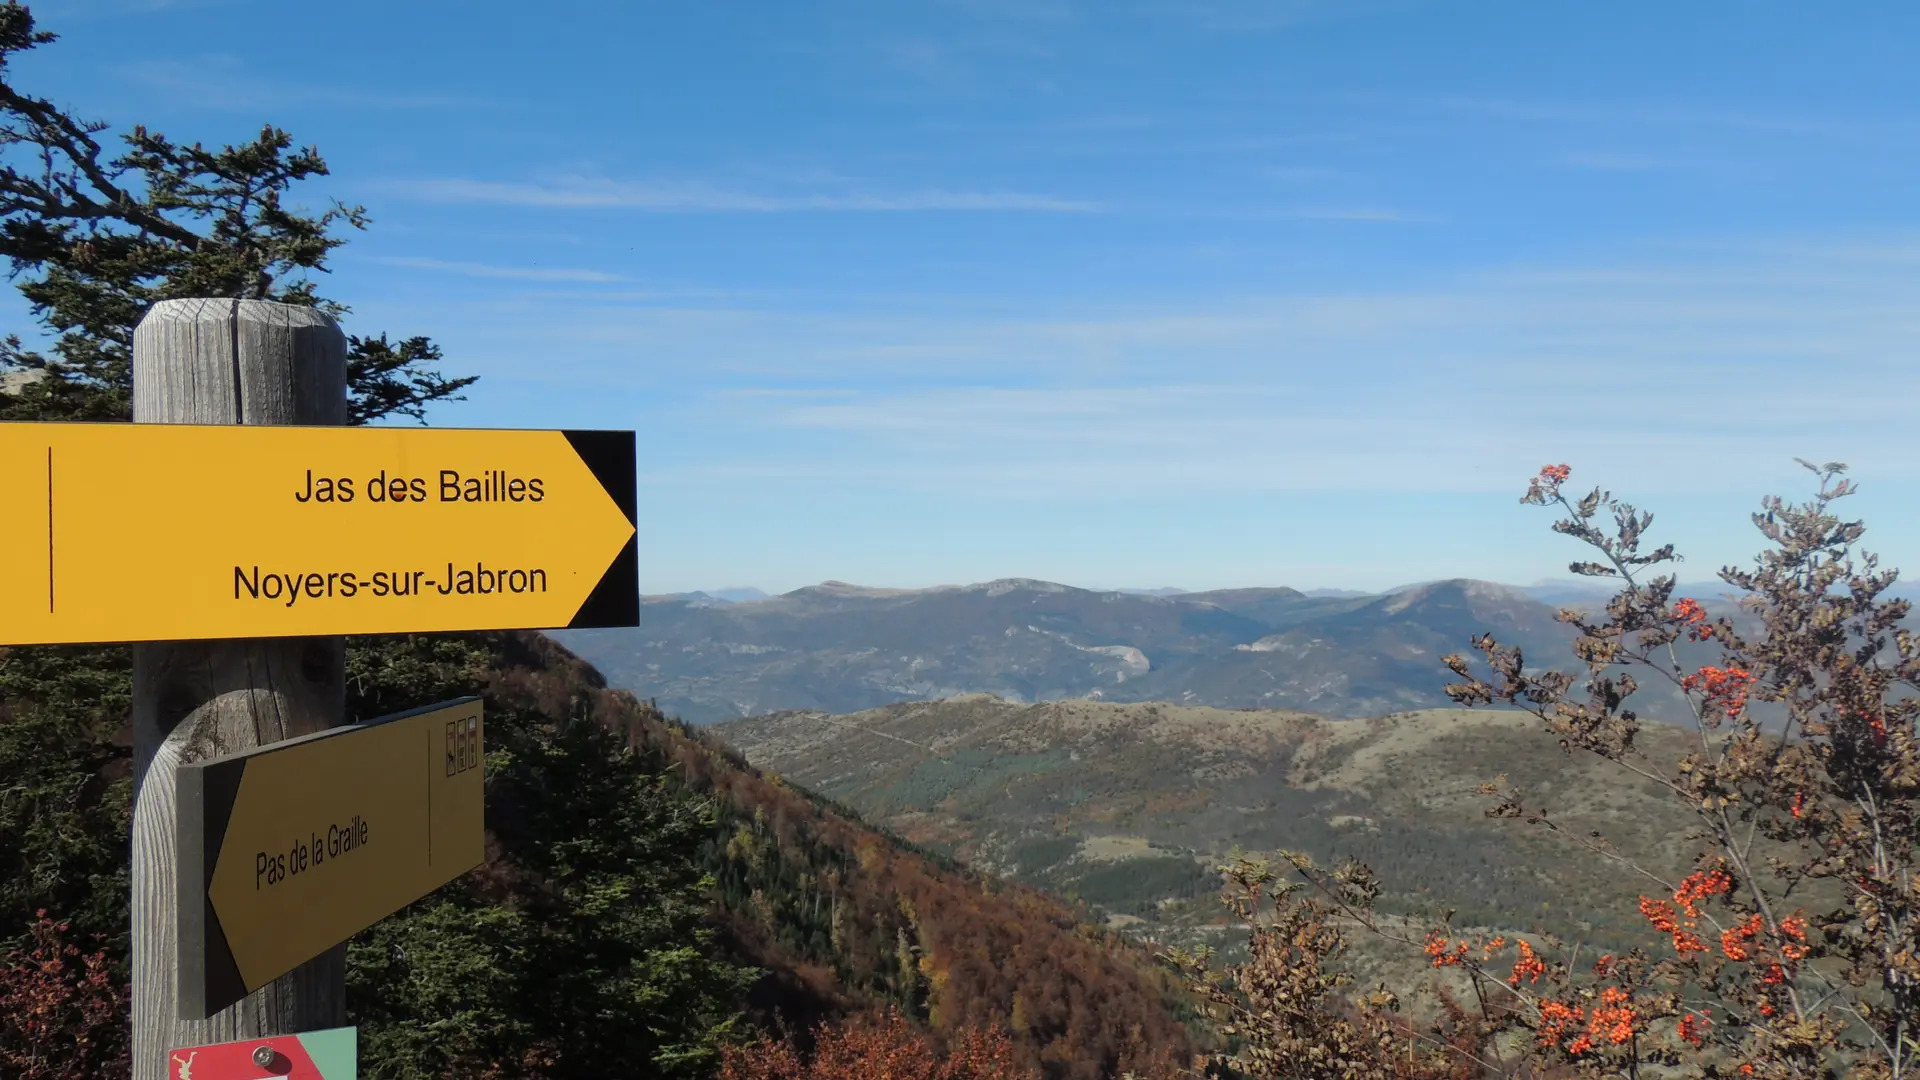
left=713, top=696, right=1706, bottom=975
left=555, top=571, right=1901, bottom=1003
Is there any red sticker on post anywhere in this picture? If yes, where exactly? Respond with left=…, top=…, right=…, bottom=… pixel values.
left=167, top=1026, right=355, bottom=1080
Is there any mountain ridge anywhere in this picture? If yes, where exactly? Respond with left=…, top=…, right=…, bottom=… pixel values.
left=651, top=575, right=1825, bottom=607
left=564, top=575, right=1779, bottom=725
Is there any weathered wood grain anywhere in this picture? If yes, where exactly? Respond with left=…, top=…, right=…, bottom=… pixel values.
left=129, top=299, right=349, bottom=1080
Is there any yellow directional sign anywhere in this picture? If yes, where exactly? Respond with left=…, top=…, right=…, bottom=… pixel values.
left=177, top=698, right=486, bottom=1019
left=0, top=423, right=636, bottom=644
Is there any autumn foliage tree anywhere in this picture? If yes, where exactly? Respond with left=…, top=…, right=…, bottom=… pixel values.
left=720, top=1009, right=1036, bottom=1080
left=0, top=911, right=128, bottom=1079
left=1176, top=459, right=1920, bottom=1080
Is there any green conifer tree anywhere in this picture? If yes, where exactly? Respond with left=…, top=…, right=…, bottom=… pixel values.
left=0, top=0, right=473, bottom=425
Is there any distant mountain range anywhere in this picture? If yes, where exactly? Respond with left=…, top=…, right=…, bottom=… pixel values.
left=660, top=578, right=1766, bottom=607
left=548, top=574, right=1848, bottom=726
left=657, top=587, right=771, bottom=606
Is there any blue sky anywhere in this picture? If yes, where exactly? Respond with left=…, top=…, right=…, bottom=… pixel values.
left=19, top=0, right=1920, bottom=594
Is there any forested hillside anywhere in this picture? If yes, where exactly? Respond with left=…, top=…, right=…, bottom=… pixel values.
left=1, top=630, right=1199, bottom=1079
left=715, top=696, right=1701, bottom=956
left=482, top=632, right=1199, bottom=1079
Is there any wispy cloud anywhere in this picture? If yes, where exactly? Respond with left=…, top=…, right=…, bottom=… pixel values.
left=636, top=373, right=1907, bottom=505
left=1131, top=0, right=1425, bottom=33
left=366, top=256, right=625, bottom=283
left=935, top=0, right=1079, bottom=21
left=125, top=58, right=491, bottom=112
left=873, top=36, right=1057, bottom=89
left=1558, top=151, right=1667, bottom=172
left=361, top=234, right=1920, bottom=508
left=1268, top=165, right=1340, bottom=182
left=725, top=388, right=866, bottom=399
left=923, top=0, right=1418, bottom=31
left=1156, top=204, right=1434, bottom=222
left=1430, top=94, right=1918, bottom=141
left=1270, top=206, right=1426, bottom=222
left=377, top=176, right=1102, bottom=213
left=34, top=0, right=234, bottom=16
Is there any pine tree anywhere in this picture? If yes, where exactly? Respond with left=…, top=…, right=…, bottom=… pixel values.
left=0, top=1, right=474, bottom=425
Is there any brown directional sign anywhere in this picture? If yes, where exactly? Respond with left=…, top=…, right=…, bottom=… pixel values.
left=176, top=698, right=486, bottom=1019
left=0, top=423, right=637, bottom=645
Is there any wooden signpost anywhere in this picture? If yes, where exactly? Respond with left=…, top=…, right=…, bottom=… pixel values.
left=177, top=698, right=487, bottom=1018
left=0, top=298, right=640, bottom=1078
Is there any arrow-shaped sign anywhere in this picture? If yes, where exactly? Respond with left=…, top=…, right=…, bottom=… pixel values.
left=0, top=423, right=635, bottom=644
left=177, top=699, right=485, bottom=1019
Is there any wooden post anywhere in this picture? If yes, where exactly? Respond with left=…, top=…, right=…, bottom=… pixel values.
left=129, top=299, right=349, bottom=1080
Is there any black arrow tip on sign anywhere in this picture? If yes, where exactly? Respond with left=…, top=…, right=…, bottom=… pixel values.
left=563, top=430, right=637, bottom=527
left=562, top=430, right=639, bottom=629
left=570, top=532, right=639, bottom=629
